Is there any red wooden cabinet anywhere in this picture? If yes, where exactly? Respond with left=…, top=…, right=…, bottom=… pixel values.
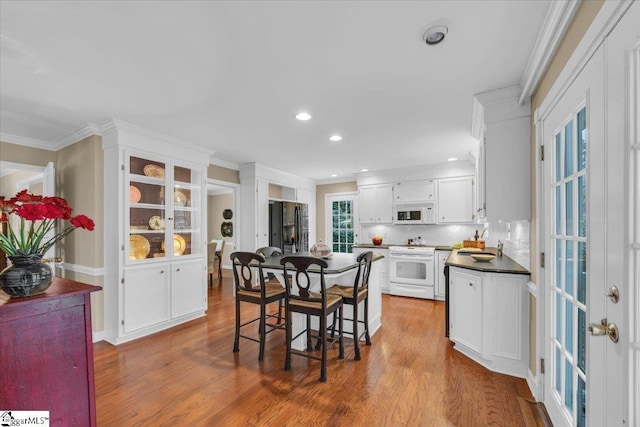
left=0, top=278, right=100, bottom=426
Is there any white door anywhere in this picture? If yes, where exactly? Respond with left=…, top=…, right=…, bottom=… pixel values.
left=325, top=192, right=357, bottom=253
left=540, top=3, right=638, bottom=422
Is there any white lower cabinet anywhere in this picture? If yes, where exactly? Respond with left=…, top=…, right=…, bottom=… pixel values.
left=435, top=250, right=450, bottom=300
left=170, top=260, right=207, bottom=318
left=121, top=260, right=206, bottom=342
left=449, top=270, right=482, bottom=353
left=448, top=266, right=530, bottom=378
left=123, top=265, right=170, bottom=334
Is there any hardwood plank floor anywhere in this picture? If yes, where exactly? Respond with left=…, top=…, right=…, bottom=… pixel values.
left=94, top=271, right=533, bottom=426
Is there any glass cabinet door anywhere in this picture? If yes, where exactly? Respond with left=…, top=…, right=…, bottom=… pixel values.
left=127, top=155, right=168, bottom=262
left=172, top=164, right=202, bottom=258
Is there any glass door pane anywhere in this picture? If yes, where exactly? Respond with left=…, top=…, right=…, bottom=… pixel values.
left=172, top=164, right=202, bottom=258
left=128, top=156, right=167, bottom=262
left=551, top=106, right=587, bottom=427
left=331, top=199, right=354, bottom=253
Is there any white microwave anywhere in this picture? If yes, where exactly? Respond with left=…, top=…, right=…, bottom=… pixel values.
left=393, top=202, right=435, bottom=224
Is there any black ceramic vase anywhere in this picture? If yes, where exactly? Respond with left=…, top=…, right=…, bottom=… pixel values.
left=0, top=254, right=53, bottom=298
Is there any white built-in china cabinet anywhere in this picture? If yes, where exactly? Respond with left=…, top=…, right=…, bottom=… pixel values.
left=102, top=120, right=211, bottom=344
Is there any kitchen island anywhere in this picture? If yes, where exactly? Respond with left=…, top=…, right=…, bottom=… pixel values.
left=258, top=252, right=385, bottom=349
left=445, top=248, right=530, bottom=378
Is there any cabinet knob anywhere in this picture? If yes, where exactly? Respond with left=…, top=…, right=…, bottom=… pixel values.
left=176, top=268, right=181, bottom=272
left=160, top=270, right=165, bottom=274
left=469, top=282, right=473, bottom=287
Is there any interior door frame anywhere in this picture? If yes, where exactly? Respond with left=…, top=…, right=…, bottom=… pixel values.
left=533, top=0, right=635, bottom=423
left=206, top=178, right=239, bottom=269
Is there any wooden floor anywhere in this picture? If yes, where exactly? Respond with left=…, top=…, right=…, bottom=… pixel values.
left=93, top=271, right=533, bottom=426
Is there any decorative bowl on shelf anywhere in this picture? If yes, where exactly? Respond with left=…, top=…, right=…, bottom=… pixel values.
left=310, top=242, right=332, bottom=259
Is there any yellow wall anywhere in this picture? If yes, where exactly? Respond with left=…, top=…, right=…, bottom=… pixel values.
left=208, top=164, right=240, bottom=183
left=0, top=141, right=56, bottom=166
left=527, top=0, right=605, bottom=376
left=315, top=182, right=358, bottom=243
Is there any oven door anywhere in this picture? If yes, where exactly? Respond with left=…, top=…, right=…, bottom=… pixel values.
left=389, top=255, right=434, bottom=286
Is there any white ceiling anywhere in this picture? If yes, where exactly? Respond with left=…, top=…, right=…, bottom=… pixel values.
left=0, top=1, right=552, bottom=182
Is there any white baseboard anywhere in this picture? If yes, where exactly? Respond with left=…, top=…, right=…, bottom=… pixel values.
left=527, top=369, right=543, bottom=401
left=92, top=330, right=106, bottom=343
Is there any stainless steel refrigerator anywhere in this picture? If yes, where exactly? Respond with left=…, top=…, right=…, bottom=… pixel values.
left=269, top=201, right=309, bottom=254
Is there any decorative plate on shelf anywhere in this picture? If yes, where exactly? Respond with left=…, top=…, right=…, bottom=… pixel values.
left=163, top=234, right=187, bottom=256
left=173, top=234, right=187, bottom=256
left=223, top=209, right=233, bottom=220
left=143, top=164, right=165, bottom=179
left=129, top=185, right=141, bottom=203
left=129, top=235, right=151, bottom=260
left=148, top=215, right=165, bottom=230
left=221, top=221, right=233, bottom=237
left=174, top=190, right=187, bottom=207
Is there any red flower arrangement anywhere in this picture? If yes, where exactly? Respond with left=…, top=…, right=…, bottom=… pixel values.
left=0, top=190, right=95, bottom=256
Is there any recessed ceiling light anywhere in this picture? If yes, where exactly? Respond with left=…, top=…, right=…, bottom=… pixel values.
left=423, top=25, right=448, bottom=45
left=295, top=112, right=311, bottom=121
left=331, top=174, right=338, bottom=177
left=447, top=157, right=458, bottom=162
left=360, top=168, right=369, bottom=172
left=329, top=135, right=342, bottom=142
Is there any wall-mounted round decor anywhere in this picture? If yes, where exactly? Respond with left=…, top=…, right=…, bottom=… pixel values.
left=223, top=209, right=233, bottom=220
left=221, top=221, right=233, bottom=237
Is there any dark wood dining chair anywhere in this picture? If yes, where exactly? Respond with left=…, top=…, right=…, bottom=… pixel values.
left=231, top=251, right=285, bottom=361
left=256, top=246, right=284, bottom=321
left=327, top=251, right=373, bottom=360
left=215, top=240, right=225, bottom=281
left=207, top=241, right=218, bottom=287
left=280, top=255, right=344, bottom=382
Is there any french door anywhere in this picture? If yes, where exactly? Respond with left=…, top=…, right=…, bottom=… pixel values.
left=325, top=193, right=357, bottom=254
left=541, top=2, right=639, bottom=424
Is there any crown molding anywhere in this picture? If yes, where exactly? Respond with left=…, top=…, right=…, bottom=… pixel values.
left=538, top=0, right=634, bottom=119
left=51, top=123, right=103, bottom=150
left=519, top=0, right=582, bottom=104
left=99, top=118, right=215, bottom=160
left=0, top=132, right=55, bottom=151
left=316, top=176, right=358, bottom=185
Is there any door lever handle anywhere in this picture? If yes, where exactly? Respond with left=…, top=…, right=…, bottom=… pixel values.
left=588, top=318, right=619, bottom=343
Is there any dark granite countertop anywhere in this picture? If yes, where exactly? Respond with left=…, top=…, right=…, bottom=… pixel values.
left=445, top=248, right=529, bottom=275
left=259, top=252, right=384, bottom=274
left=354, top=243, right=454, bottom=251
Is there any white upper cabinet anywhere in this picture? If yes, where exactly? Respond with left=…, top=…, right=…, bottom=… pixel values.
left=472, top=86, right=531, bottom=221
left=437, top=177, right=475, bottom=223
left=393, top=180, right=435, bottom=203
left=359, top=184, right=393, bottom=224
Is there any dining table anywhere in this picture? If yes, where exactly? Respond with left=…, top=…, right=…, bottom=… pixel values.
left=254, top=252, right=385, bottom=350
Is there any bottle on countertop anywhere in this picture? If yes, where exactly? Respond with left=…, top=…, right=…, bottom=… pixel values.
left=474, top=230, right=480, bottom=241
left=497, top=240, right=504, bottom=257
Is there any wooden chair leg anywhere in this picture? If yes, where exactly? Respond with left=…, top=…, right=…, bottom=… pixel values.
left=259, top=303, right=266, bottom=361
left=364, top=296, right=371, bottom=346
left=320, top=313, right=327, bottom=382
left=353, top=302, right=360, bottom=361
left=217, top=255, right=222, bottom=282
left=338, top=307, right=344, bottom=360
left=233, top=297, right=240, bottom=353
left=284, top=305, right=292, bottom=371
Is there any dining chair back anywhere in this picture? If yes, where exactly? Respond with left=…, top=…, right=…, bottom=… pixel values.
left=280, top=255, right=344, bottom=382
left=230, top=251, right=285, bottom=361
left=206, top=241, right=217, bottom=286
